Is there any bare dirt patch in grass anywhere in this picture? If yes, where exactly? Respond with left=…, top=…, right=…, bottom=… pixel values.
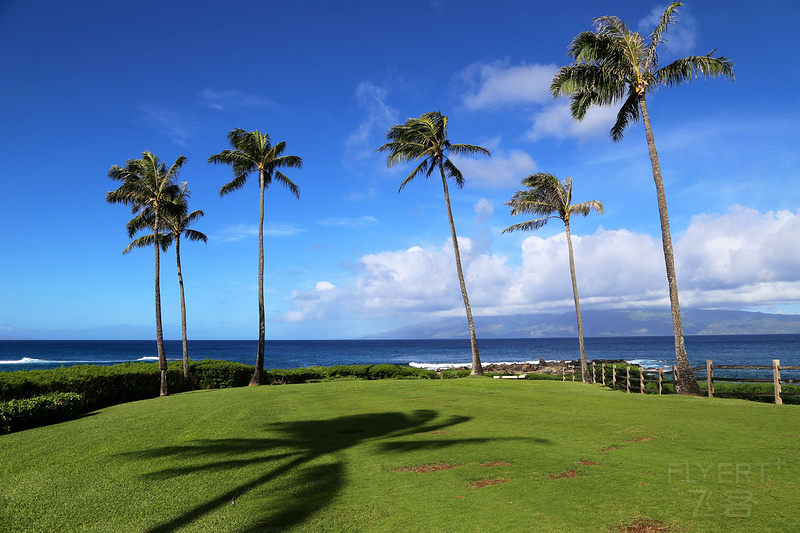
left=575, top=460, right=600, bottom=466
left=393, top=463, right=462, bottom=473
left=548, top=469, right=578, bottom=479
left=600, top=445, right=622, bottom=451
left=469, top=478, right=509, bottom=489
left=623, top=437, right=653, bottom=442
left=481, top=461, right=512, bottom=467
left=612, top=516, right=676, bottom=532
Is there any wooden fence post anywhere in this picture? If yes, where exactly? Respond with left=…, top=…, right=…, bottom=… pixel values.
left=626, top=366, right=631, bottom=393
left=658, top=368, right=663, bottom=395
left=706, top=359, right=714, bottom=398
left=601, top=363, right=606, bottom=386
left=562, top=368, right=565, bottom=381
left=773, top=359, right=783, bottom=405
left=592, top=361, right=596, bottom=384
left=612, top=364, right=617, bottom=390
left=572, top=366, right=575, bottom=382
left=639, top=366, right=645, bottom=394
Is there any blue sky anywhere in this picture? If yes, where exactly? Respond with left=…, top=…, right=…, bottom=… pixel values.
left=1, top=0, right=798, bottom=340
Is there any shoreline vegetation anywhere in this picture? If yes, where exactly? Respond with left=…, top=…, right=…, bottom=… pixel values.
left=3, top=358, right=797, bottom=435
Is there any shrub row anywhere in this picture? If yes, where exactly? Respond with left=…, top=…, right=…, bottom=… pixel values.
left=0, top=361, right=447, bottom=434
left=263, top=364, right=438, bottom=384
left=0, top=392, right=85, bottom=434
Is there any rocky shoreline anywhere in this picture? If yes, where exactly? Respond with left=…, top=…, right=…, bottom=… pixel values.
left=437, top=359, right=630, bottom=376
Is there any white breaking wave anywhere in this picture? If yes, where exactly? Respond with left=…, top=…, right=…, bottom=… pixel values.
left=626, top=359, right=672, bottom=370
left=0, top=357, right=50, bottom=365
left=409, top=360, right=557, bottom=371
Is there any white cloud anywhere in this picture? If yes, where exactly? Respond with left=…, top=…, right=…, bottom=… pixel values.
left=456, top=60, right=618, bottom=142
left=474, top=199, right=494, bottom=223
left=284, top=207, right=800, bottom=321
left=345, top=81, right=398, bottom=159
left=138, top=104, right=196, bottom=147
left=459, top=60, right=558, bottom=110
left=677, top=207, right=800, bottom=290
left=452, top=146, right=537, bottom=188
left=528, top=101, right=619, bottom=141
left=199, top=88, right=275, bottom=111
left=214, top=223, right=303, bottom=243
left=317, top=216, right=378, bottom=228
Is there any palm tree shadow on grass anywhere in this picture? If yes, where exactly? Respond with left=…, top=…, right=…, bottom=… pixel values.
left=119, top=409, right=546, bottom=532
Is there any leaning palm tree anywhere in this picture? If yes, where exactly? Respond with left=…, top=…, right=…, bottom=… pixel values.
left=209, top=129, right=301, bottom=386
left=550, top=2, right=734, bottom=395
left=125, top=183, right=207, bottom=380
left=503, top=173, right=602, bottom=383
left=106, top=152, right=184, bottom=397
left=378, top=111, right=490, bottom=376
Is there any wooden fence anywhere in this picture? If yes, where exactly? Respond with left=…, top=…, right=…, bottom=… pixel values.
left=561, top=359, right=800, bottom=405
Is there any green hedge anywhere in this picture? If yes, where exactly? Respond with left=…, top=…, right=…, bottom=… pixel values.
left=441, top=369, right=471, bottom=379
left=263, top=364, right=438, bottom=384
left=0, top=392, right=85, bottom=435
left=190, top=360, right=253, bottom=389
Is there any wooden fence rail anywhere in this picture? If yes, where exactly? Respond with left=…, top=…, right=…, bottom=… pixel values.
left=560, top=359, right=799, bottom=405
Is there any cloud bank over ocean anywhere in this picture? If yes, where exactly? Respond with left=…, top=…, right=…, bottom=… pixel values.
left=285, top=207, right=800, bottom=324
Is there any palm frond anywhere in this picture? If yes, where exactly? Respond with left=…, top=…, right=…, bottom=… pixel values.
left=501, top=217, right=553, bottom=234
left=655, top=53, right=735, bottom=87
left=552, top=64, right=627, bottom=120
left=183, top=228, right=208, bottom=243
left=211, top=128, right=302, bottom=199
left=645, top=2, right=682, bottom=72
left=273, top=171, right=301, bottom=199
left=219, top=174, right=249, bottom=197
left=570, top=200, right=604, bottom=217
left=442, top=159, right=465, bottom=188
left=122, top=233, right=172, bottom=254
left=448, top=143, right=491, bottom=158
left=381, top=111, right=487, bottom=193
left=610, top=89, right=640, bottom=142
left=398, top=159, right=430, bottom=192
left=504, top=173, right=601, bottom=232
left=183, top=209, right=204, bottom=226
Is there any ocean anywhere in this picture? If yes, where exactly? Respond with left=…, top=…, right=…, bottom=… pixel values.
left=1, top=335, right=799, bottom=377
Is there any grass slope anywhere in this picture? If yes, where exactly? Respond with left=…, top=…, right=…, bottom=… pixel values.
left=0, top=379, right=798, bottom=532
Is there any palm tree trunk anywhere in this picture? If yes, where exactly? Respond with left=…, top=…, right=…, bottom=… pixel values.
left=564, top=220, right=589, bottom=383
left=154, top=207, right=168, bottom=397
left=639, top=95, right=700, bottom=396
left=250, top=170, right=267, bottom=386
left=176, top=234, right=190, bottom=381
left=439, top=167, right=482, bottom=376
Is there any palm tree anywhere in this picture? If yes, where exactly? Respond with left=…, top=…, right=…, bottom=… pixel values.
left=106, top=152, right=184, bottom=397
left=502, top=173, right=602, bottom=383
left=550, top=2, right=734, bottom=395
left=125, top=183, right=207, bottom=380
left=378, top=111, right=490, bottom=376
left=208, top=129, right=302, bottom=386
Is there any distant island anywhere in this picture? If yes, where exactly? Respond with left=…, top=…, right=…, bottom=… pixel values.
left=362, top=309, right=800, bottom=339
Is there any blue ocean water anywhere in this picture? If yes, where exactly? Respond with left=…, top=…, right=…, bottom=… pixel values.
left=1, top=335, right=798, bottom=376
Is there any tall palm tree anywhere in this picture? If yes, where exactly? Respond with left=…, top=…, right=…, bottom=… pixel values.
left=106, top=152, right=184, bottom=397
left=550, top=2, right=734, bottom=395
left=208, top=129, right=301, bottom=386
left=502, top=173, right=602, bottom=383
left=378, top=111, right=490, bottom=376
left=125, top=183, right=207, bottom=380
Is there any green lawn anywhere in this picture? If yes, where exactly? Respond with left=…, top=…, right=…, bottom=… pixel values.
left=1, top=378, right=798, bottom=532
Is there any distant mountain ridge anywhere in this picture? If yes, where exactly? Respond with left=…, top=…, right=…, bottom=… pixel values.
left=362, top=309, right=800, bottom=339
